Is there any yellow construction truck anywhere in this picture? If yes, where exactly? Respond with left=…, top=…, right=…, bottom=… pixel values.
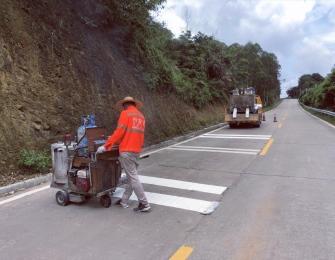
left=225, top=87, right=263, bottom=128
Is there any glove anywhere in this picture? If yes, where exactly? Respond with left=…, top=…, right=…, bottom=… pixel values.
left=96, top=145, right=106, bottom=154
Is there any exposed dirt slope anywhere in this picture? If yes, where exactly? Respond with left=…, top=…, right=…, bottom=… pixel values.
left=0, top=0, right=224, bottom=185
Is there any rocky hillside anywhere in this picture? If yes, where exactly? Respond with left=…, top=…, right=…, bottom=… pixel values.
left=0, top=0, right=224, bottom=184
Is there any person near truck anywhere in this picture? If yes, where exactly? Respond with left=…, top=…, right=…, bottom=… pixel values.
left=97, top=96, right=151, bottom=212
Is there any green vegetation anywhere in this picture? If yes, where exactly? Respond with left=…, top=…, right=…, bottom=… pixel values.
left=106, top=0, right=281, bottom=108
left=264, top=99, right=283, bottom=112
left=287, top=73, right=324, bottom=98
left=19, top=149, right=51, bottom=172
left=298, top=68, right=335, bottom=110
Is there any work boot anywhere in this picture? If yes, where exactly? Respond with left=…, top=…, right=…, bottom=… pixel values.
left=133, top=203, right=151, bottom=212
left=115, top=199, right=129, bottom=208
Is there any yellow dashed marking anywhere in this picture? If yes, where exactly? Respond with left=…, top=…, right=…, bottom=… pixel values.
left=170, top=245, right=194, bottom=260
left=260, top=138, right=274, bottom=156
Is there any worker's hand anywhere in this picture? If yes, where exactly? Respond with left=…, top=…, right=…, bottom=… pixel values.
left=96, top=145, right=106, bottom=154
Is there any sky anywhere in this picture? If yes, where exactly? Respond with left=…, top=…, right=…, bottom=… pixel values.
left=152, top=0, right=335, bottom=96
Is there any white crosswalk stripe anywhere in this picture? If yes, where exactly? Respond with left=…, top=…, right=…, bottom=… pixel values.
left=166, top=145, right=259, bottom=155
left=200, top=133, right=271, bottom=140
left=113, top=187, right=220, bottom=215
left=116, top=175, right=227, bottom=214
left=139, top=175, right=227, bottom=194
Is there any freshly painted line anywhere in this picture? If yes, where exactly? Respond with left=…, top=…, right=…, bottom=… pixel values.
left=141, top=126, right=225, bottom=157
left=166, top=147, right=258, bottom=155
left=113, top=188, right=220, bottom=214
left=203, top=134, right=272, bottom=138
left=174, top=145, right=260, bottom=152
left=260, top=138, right=274, bottom=156
left=169, top=245, right=194, bottom=260
left=139, top=175, right=227, bottom=194
left=0, top=185, right=49, bottom=206
left=200, top=135, right=270, bottom=140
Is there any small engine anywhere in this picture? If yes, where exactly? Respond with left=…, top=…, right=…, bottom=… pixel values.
left=76, top=169, right=90, bottom=192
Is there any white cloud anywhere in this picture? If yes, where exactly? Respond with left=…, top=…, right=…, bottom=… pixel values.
left=294, top=37, right=334, bottom=74
left=155, top=8, right=186, bottom=36
left=255, top=0, right=315, bottom=27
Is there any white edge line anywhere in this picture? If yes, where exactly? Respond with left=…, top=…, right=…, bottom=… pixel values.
left=0, top=185, right=50, bottom=206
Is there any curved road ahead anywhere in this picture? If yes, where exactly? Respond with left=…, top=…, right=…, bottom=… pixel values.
left=1, top=99, right=335, bottom=260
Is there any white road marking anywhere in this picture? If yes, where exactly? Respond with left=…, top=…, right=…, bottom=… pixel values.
left=200, top=134, right=271, bottom=140
left=113, top=188, right=219, bottom=214
left=138, top=175, right=227, bottom=195
left=174, top=145, right=259, bottom=152
left=140, top=126, right=226, bottom=157
left=166, top=147, right=258, bottom=155
left=203, top=134, right=272, bottom=138
left=0, top=185, right=49, bottom=206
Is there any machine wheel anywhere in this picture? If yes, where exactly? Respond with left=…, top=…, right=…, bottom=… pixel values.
left=229, top=123, right=236, bottom=128
left=56, top=190, right=69, bottom=206
left=255, top=121, right=261, bottom=128
left=99, top=195, right=111, bottom=208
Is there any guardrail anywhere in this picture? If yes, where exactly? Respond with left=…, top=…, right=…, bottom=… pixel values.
left=300, top=103, right=335, bottom=117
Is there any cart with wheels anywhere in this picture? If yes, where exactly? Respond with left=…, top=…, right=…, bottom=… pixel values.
left=51, top=126, right=121, bottom=208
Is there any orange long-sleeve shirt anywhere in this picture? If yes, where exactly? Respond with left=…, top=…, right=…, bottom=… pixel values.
left=104, top=106, right=145, bottom=153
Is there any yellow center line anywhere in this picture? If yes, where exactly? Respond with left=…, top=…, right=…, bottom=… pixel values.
left=169, top=245, right=194, bottom=260
left=260, top=138, right=274, bottom=156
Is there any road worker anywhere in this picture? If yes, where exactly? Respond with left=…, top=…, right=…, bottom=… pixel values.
left=97, top=96, right=151, bottom=212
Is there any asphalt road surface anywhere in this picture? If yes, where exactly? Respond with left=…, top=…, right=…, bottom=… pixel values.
left=1, top=99, right=335, bottom=260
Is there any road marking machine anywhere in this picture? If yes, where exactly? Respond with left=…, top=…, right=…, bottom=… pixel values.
left=50, top=115, right=121, bottom=208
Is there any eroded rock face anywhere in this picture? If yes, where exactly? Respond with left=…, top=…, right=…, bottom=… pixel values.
left=0, top=41, right=13, bottom=72
left=0, top=0, right=224, bottom=182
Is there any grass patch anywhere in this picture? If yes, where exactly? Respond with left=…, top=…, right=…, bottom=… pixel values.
left=19, top=149, right=51, bottom=172
left=264, top=99, right=283, bottom=112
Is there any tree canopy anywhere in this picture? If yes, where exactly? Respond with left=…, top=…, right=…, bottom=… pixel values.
left=286, top=73, right=324, bottom=98
left=300, top=68, right=335, bottom=110
left=107, top=0, right=281, bottom=107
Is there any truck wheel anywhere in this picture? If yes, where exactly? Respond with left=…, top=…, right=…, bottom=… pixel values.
left=255, top=122, right=261, bottom=128
left=100, top=195, right=111, bottom=208
left=229, top=123, right=236, bottom=128
left=56, top=190, right=69, bottom=206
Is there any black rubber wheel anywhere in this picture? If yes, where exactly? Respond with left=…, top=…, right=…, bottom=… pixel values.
left=56, top=190, right=69, bottom=206
left=100, top=195, right=111, bottom=208
left=229, top=123, right=236, bottom=128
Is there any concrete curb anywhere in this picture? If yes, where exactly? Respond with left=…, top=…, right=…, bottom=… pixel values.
left=0, top=122, right=226, bottom=196
left=0, top=173, right=52, bottom=196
